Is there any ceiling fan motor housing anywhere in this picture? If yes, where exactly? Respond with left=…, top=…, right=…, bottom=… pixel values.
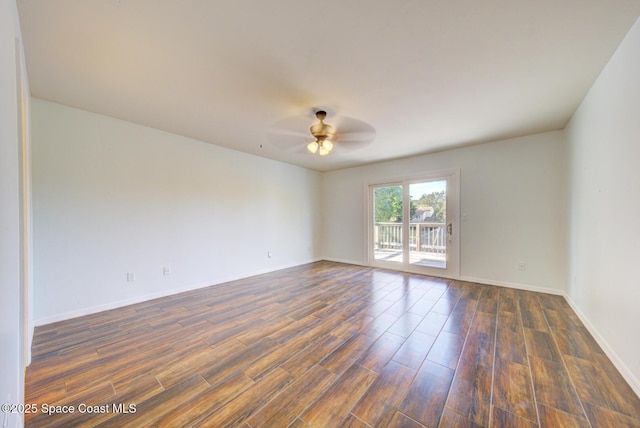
left=310, top=111, right=335, bottom=141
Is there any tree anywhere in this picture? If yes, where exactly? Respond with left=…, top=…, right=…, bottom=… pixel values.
left=374, top=186, right=403, bottom=222
left=373, top=187, right=421, bottom=222
left=415, top=191, right=446, bottom=222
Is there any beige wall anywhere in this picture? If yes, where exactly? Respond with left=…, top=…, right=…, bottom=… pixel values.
left=322, top=131, right=567, bottom=293
left=32, top=99, right=322, bottom=324
left=565, top=17, right=640, bottom=394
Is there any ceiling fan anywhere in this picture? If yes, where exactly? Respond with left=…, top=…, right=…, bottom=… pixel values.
left=308, top=110, right=335, bottom=156
left=267, top=109, right=376, bottom=156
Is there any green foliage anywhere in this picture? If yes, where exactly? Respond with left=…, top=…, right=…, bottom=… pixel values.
left=374, top=187, right=445, bottom=223
left=374, top=186, right=403, bottom=222
left=415, top=190, right=446, bottom=222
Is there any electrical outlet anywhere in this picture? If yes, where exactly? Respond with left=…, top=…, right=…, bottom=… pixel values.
left=518, top=262, right=526, bottom=271
left=163, top=267, right=171, bottom=276
left=267, top=251, right=272, bottom=259
left=126, top=272, right=136, bottom=282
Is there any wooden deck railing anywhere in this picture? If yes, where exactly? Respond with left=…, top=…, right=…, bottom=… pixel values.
left=374, top=222, right=446, bottom=253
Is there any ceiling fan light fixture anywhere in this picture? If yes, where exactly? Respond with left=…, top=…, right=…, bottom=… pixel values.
left=318, top=137, right=333, bottom=156
left=307, top=141, right=319, bottom=154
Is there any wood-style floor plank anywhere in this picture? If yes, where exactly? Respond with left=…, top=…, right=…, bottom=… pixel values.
left=299, top=362, right=378, bottom=427
left=439, top=408, right=484, bottom=427
left=154, top=370, right=254, bottom=427
left=247, top=365, right=336, bottom=427
left=536, top=404, right=590, bottom=428
left=529, top=356, right=585, bottom=419
left=582, top=401, right=640, bottom=428
left=197, top=367, right=294, bottom=428
left=492, top=304, right=537, bottom=423
left=24, top=261, right=640, bottom=427
left=391, top=330, right=436, bottom=370
left=444, top=309, right=497, bottom=426
left=398, top=360, right=454, bottom=427
left=491, top=406, right=538, bottom=428
left=356, top=331, right=406, bottom=373
left=349, top=360, right=416, bottom=427
left=426, top=330, right=466, bottom=369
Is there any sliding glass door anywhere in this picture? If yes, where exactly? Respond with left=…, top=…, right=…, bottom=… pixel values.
left=369, top=171, right=459, bottom=278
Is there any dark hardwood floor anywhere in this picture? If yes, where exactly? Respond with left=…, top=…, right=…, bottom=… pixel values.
left=25, top=261, right=640, bottom=427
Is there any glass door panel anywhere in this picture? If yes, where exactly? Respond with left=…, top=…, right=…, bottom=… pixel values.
left=372, top=185, right=404, bottom=264
left=409, top=180, right=447, bottom=269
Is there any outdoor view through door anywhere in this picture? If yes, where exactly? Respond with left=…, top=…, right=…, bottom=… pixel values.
left=373, top=184, right=405, bottom=264
left=370, top=172, right=458, bottom=278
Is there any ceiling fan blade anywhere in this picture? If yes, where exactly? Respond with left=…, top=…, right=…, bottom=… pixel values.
left=332, top=117, right=376, bottom=151
left=266, top=115, right=312, bottom=149
left=336, top=132, right=376, bottom=149
left=332, top=116, right=376, bottom=134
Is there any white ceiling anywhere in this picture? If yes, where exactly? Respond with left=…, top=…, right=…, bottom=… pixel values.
left=17, top=0, right=640, bottom=172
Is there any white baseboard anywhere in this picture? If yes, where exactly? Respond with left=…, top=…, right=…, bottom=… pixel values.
left=323, top=260, right=566, bottom=296
left=34, top=258, right=322, bottom=326
left=322, top=257, right=368, bottom=267
left=459, top=275, right=565, bottom=296
left=563, top=295, right=640, bottom=398
left=34, top=281, right=212, bottom=326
